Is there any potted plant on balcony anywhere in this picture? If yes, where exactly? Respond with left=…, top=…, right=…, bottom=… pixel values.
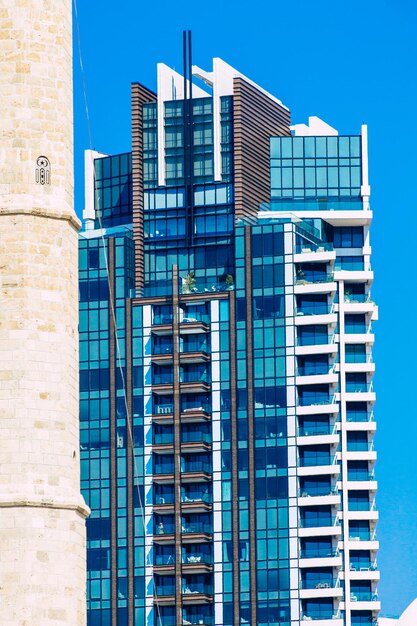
left=182, top=271, right=196, bottom=294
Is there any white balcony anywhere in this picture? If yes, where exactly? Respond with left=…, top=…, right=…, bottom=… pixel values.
left=341, top=332, right=374, bottom=344
left=299, top=523, right=342, bottom=539
left=343, top=450, right=377, bottom=462
left=343, top=362, right=375, bottom=374
left=296, top=343, right=339, bottom=357
left=346, top=569, right=380, bottom=581
left=345, top=420, right=376, bottom=432
left=301, top=619, right=343, bottom=626
left=297, top=434, right=339, bottom=447
left=295, top=281, right=338, bottom=295
left=295, top=313, right=337, bottom=326
left=344, top=390, right=376, bottom=403
left=299, top=554, right=342, bottom=569
left=346, top=538, right=379, bottom=551
left=343, top=301, right=376, bottom=315
left=349, top=598, right=381, bottom=611
left=300, top=586, right=343, bottom=599
left=298, top=494, right=340, bottom=507
left=341, top=509, right=379, bottom=522
left=333, top=270, right=373, bottom=283
left=345, top=479, right=377, bottom=491
left=294, top=250, right=336, bottom=264
left=297, top=402, right=339, bottom=417
left=298, top=464, right=341, bottom=478
left=296, top=372, right=339, bottom=386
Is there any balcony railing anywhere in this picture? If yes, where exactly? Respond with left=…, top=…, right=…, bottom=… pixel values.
left=180, top=279, right=234, bottom=295
left=154, top=405, right=174, bottom=415
left=180, top=373, right=211, bottom=384
left=296, top=242, right=334, bottom=254
left=302, top=612, right=340, bottom=621
left=154, top=493, right=175, bottom=505
left=182, top=584, right=213, bottom=595
left=181, top=493, right=211, bottom=504
left=299, top=487, right=337, bottom=497
left=155, top=585, right=176, bottom=596
left=153, top=343, right=173, bottom=355
left=347, top=412, right=373, bottom=423
left=182, top=553, right=212, bottom=565
left=298, top=395, right=335, bottom=407
left=345, top=324, right=369, bottom=334
left=181, top=521, right=212, bottom=534
left=153, top=315, right=173, bottom=325
left=155, top=523, right=175, bottom=535
left=154, top=463, right=175, bottom=475
left=346, top=382, right=372, bottom=393
left=297, top=334, right=335, bottom=346
left=296, top=273, right=335, bottom=285
left=350, top=561, right=378, bottom=571
left=154, top=553, right=176, bottom=566
left=154, top=433, right=174, bottom=445
left=347, top=441, right=374, bottom=452
left=300, top=517, right=337, bottom=529
left=301, top=579, right=339, bottom=590
left=153, top=374, right=174, bottom=385
left=299, top=456, right=332, bottom=467
left=350, top=592, right=378, bottom=602
left=181, top=432, right=211, bottom=444
left=296, top=304, right=332, bottom=316
left=344, top=293, right=372, bottom=304
left=182, top=617, right=214, bottom=626
left=298, top=425, right=332, bottom=437
left=300, top=548, right=339, bottom=559
left=298, top=365, right=333, bottom=376
left=181, top=461, right=212, bottom=474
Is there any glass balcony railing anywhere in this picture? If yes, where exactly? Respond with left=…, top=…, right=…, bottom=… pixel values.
left=154, top=433, right=174, bottom=445
left=181, top=492, right=211, bottom=504
left=154, top=553, right=176, bottom=566
left=350, top=592, right=378, bottom=602
left=298, top=364, right=332, bottom=376
left=299, top=486, right=336, bottom=497
left=153, top=315, right=173, bottom=325
left=298, top=395, right=334, bottom=407
left=349, top=531, right=372, bottom=541
left=180, top=278, right=234, bottom=295
left=154, top=493, right=175, bottom=505
left=182, top=616, right=214, bottom=626
left=154, top=463, right=175, bottom=475
left=181, top=342, right=210, bottom=353
left=346, top=382, right=372, bottom=393
left=296, top=242, right=334, bottom=254
left=181, top=461, right=212, bottom=474
left=298, top=425, right=331, bottom=436
left=348, top=500, right=372, bottom=512
left=350, top=562, right=377, bottom=571
left=296, top=273, right=334, bottom=285
left=347, top=441, right=373, bottom=452
left=345, top=353, right=371, bottom=364
left=296, top=304, right=332, bottom=316
left=345, top=324, right=368, bottom=334
left=181, top=402, right=210, bottom=413
left=182, top=583, right=213, bottom=595
left=181, top=521, right=212, bottom=534
left=300, top=517, right=335, bottom=529
left=155, top=585, right=175, bottom=597
left=301, top=579, right=338, bottom=590
left=347, top=412, right=372, bottom=423
left=344, top=293, right=372, bottom=304
left=179, top=313, right=210, bottom=324
left=153, top=374, right=174, bottom=385
left=300, top=548, right=338, bottom=559
left=182, top=553, right=212, bottom=565
left=153, top=343, right=173, bottom=355
left=299, top=456, right=332, bottom=467
left=297, top=334, right=335, bottom=346
left=155, top=522, right=175, bottom=535
left=181, top=431, right=211, bottom=444
left=180, top=372, right=211, bottom=384
left=302, top=611, right=339, bottom=621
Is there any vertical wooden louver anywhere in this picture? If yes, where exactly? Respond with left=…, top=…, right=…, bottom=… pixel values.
left=131, top=83, right=157, bottom=294
left=233, top=77, right=291, bottom=223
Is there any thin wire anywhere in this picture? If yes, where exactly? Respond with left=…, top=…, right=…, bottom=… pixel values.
left=73, top=2, right=165, bottom=623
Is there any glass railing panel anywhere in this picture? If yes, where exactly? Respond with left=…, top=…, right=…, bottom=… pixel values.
left=154, top=433, right=174, bottom=445
left=181, top=521, right=212, bottom=534
left=154, top=463, right=175, bottom=474
left=299, top=425, right=331, bottom=436
left=301, top=579, right=338, bottom=590
left=348, top=501, right=371, bottom=511
left=296, top=242, right=334, bottom=254
left=347, top=412, right=370, bottom=422
left=181, top=373, right=211, bottom=384
left=298, top=396, right=332, bottom=406
left=182, top=553, right=213, bottom=565
left=154, top=404, right=174, bottom=415
left=347, top=442, right=370, bottom=452
left=350, top=592, right=378, bottom=601
left=153, top=315, right=173, bottom=325
left=181, top=492, right=212, bottom=504
left=155, top=585, right=176, bottom=596
left=299, top=456, right=331, bottom=467
left=154, top=553, right=176, bottom=565
left=182, top=462, right=212, bottom=473
left=345, top=325, right=368, bottom=334
left=299, top=486, right=334, bottom=497
left=296, top=273, right=334, bottom=285
left=300, top=517, right=334, bottom=528
left=180, top=278, right=234, bottom=295
left=181, top=431, right=211, bottom=444
left=155, top=523, right=175, bottom=535
left=296, top=304, right=331, bottom=316
left=346, top=383, right=369, bottom=393
left=179, top=313, right=210, bottom=324
left=301, top=549, right=338, bottom=559
left=154, top=493, right=175, bottom=505
left=298, top=365, right=331, bottom=376
left=297, top=335, right=334, bottom=346
left=182, top=583, right=213, bottom=595
left=153, top=343, right=173, bottom=355
left=153, top=375, right=174, bottom=385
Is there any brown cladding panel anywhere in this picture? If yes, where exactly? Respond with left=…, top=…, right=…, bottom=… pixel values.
left=131, top=83, right=157, bottom=294
left=233, top=77, right=291, bottom=223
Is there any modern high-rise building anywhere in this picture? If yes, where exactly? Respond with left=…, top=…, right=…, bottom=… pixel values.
left=79, top=48, right=379, bottom=626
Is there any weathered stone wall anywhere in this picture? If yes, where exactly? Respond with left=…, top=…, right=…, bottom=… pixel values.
left=0, top=1, right=88, bottom=624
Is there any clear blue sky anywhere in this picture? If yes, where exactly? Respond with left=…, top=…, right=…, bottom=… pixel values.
left=73, top=0, right=417, bottom=616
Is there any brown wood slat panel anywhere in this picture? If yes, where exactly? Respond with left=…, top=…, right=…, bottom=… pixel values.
left=131, top=83, right=157, bottom=294
left=233, top=77, right=291, bottom=223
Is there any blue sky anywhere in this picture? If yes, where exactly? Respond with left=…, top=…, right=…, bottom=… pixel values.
left=73, top=0, right=417, bottom=616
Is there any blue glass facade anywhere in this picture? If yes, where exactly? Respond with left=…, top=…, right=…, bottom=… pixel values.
left=79, top=60, right=379, bottom=626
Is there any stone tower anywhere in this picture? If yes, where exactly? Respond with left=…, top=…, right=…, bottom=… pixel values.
left=0, top=1, right=89, bottom=625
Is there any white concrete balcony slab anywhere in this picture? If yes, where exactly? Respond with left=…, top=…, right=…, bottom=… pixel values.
left=333, top=270, right=373, bottom=283
left=342, top=509, right=379, bottom=522
left=296, top=343, right=339, bottom=356
left=345, top=420, right=376, bottom=432
left=345, top=479, right=377, bottom=491
left=301, top=619, right=343, bottom=626
left=289, top=209, right=372, bottom=226
left=298, top=494, right=340, bottom=507
left=299, top=555, right=342, bottom=569
left=342, top=332, right=374, bottom=344
left=295, top=281, right=338, bottom=295
left=343, top=362, right=375, bottom=374
left=300, top=586, right=343, bottom=599
left=295, top=313, right=337, bottom=326
left=299, top=524, right=342, bottom=538
left=344, top=391, right=376, bottom=403
left=297, top=434, right=339, bottom=447
left=345, top=569, right=380, bottom=581
left=294, top=250, right=336, bottom=264
left=298, top=464, right=341, bottom=478
left=297, top=403, right=339, bottom=416
left=343, top=450, right=377, bottom=462
left=296, top=372, right=339, bottom=386
left=346, top=538, right=379, bottom=551
left=350, top=599, right=381, bottom=611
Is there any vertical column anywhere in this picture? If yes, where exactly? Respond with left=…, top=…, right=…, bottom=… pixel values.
left=125, top=299, right=135, bottom=625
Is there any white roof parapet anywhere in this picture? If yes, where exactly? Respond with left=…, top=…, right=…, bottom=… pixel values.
left=291, top=116, right=339, bottom=136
